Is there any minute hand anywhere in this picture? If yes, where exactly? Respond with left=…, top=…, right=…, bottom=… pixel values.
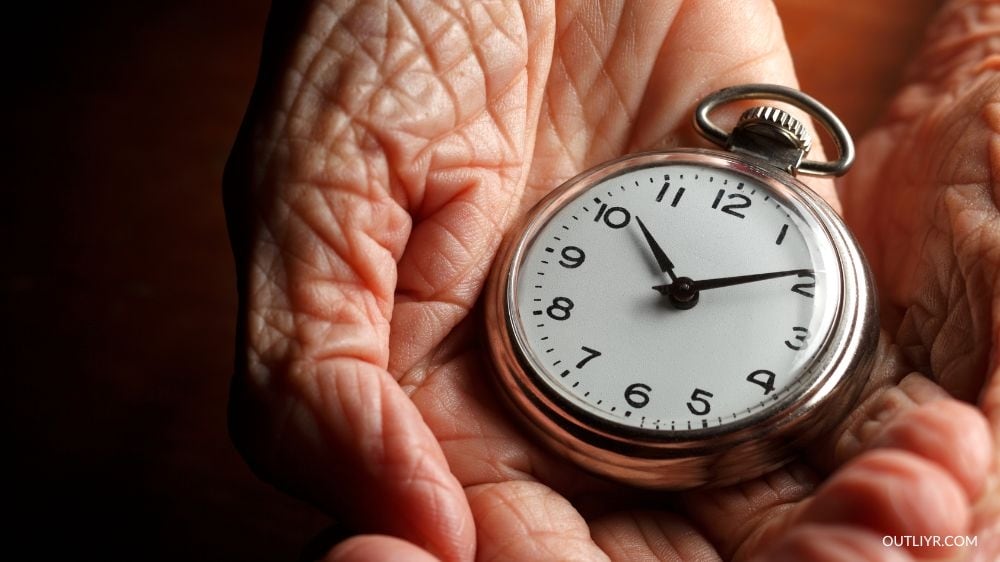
left=653, top=269, right=813, bottom=293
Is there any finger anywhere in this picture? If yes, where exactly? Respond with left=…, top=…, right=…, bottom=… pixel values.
left=465, top=481, right=609, bottom=561
left=796, top=450, right=971, bottom=559
left=325, top=535, right=440, bottom=562
left=589, top=510, right=721, bottom=561
left=756, top=525, right=913, bottom=562
left=388, top=0, right=557, bottom=379
left=872, top=398, right=993, bottom=498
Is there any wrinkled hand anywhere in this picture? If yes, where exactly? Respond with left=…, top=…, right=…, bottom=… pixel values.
left=223, top=1, right=999, bottom=560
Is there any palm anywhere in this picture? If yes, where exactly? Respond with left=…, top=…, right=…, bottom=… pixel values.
left=225, top=1, right=997, bottom=560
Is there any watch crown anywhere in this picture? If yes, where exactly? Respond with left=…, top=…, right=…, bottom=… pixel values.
left=736, top=106, right=812, bottom=155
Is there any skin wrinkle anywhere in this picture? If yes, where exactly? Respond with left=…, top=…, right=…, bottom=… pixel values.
left=761, top=526, right=913, bottom=562
left=550, top=6, right=627, bottom=155
left=633, top=512, right=671, bottom=560
left=395, top=197, right=500, bottom=304
left=284, top=185, right=396, bottom=277
left=801, top=452, right=971, bottom=537
left=614, top=17, right=684, bottom=153
left=914, top=0, right=1000, bottom=85
left=468, top=482, right=607, bottom=562
left=404, top=211, right=481, bottom=296
left=411, top=343, right=592, bottom=491
left=390, top=302, right=469, bottom=378
left=877, top=401, right=993, bottom=497
left=263, top=10, right=339, bottom=177
left=586, top=7, right=655, bottom=155
left=926, top=95, right=996, bottom=393
left=534, top=70, right=584, bottom=178
left=844, top=77, right=998, bottom=399
left=732, top=504, right=805, bottom=562
left=576, top=11, right=634, bottom=135
left=387, top=64, right=539, bottom=380
left=471, top=486, right=536, bottom=552
left=731, top=497, right=805, bottom=560
left=523, top=2, right=681, bottom=209
left=390, top=1, right=526, bottom=160
left=461, top=13, right=529, bottom=154
left=591, top=511, right=723, bottom=562
left=330, top=362, right=386, bottom=465
left=388, top=6, right=474, bottom=135
left=633, top=513, right=677, bottom=561
left=331, top=5, right=436, bottom=125
left=683, top=468, right=812, bottom=561
left=836, top=373, right=946, bottom=464
left=308, top=362, right=476, bottom=559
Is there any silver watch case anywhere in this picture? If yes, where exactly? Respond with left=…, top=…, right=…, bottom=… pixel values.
left=484, top=149, right=878, bottom=489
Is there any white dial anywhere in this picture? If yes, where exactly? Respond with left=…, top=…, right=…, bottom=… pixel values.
left=510, top=160, right=842, bottom=433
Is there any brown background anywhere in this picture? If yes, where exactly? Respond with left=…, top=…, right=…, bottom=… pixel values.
left=6, top=1, right=938, bottom=559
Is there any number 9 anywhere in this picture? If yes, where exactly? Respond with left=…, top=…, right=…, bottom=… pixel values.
left=559, top=246, right=585, bottom=268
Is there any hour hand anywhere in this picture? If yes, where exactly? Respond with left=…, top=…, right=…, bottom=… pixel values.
left=635, top=216, right=678, bottom=282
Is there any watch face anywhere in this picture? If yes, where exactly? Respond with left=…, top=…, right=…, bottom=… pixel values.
left=508, top=154, right=842, bottom=435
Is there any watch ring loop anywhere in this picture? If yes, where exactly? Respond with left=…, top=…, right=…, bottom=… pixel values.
left=693, top=83, right=855, bottom=177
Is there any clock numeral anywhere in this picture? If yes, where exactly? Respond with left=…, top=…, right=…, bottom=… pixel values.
left=791, top=271, right=816, bottom=298
left=711, top=188, right=751, bottom=219
left=656, top=181, right=670, bottom=202
left=624, top=383, right=652, bottom=409
left=746, top=369, right=776, bottom=395
left=785, top=326, right=809, bottom=350
left=545, top=296, right=574, bottom=321
left=594, top=203, right=631, bottom=229
left=575, top=346, right=602, bottom=369
left=656, top=182, right=686, bottom=207
left=686, top=388, right=714, bottom=415
left=668, top=187, right=685, bottom=207
left=558, top=246, right=585, bottom=268
left=775, top=224, right=789, bottom=245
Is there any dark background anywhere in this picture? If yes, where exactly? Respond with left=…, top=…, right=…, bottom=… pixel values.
left=5, top=0, right=937, bottom=559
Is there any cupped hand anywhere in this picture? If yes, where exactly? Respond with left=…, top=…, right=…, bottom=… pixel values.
left=223, top=1, right=999, bottom=560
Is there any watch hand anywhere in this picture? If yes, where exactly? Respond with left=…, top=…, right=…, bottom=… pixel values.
left=652, top=269, right=813, bottom=294
left=635, top=216, right=678, bottom=282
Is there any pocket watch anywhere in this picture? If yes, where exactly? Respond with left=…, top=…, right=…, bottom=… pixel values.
left=484, top=84, right=878, bottom=489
